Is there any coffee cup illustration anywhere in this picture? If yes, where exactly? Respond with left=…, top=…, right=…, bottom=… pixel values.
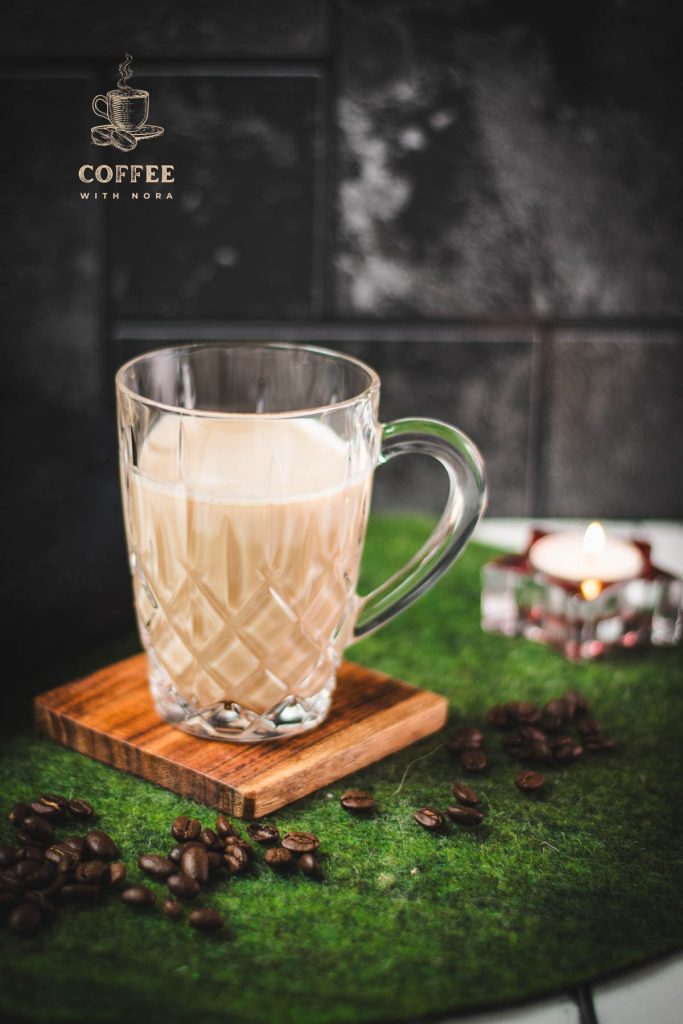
left=91, top=54, right=163, bottom=152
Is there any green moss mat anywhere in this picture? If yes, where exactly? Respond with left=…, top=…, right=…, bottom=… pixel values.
left=1, top=516, right=682, bottom=1024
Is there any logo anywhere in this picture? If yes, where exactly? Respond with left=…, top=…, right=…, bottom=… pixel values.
left=90, top=53, right=164, bottom=152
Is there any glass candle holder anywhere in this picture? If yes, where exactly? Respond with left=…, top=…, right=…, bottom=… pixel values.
left=481, top=530, right=683, bottom=662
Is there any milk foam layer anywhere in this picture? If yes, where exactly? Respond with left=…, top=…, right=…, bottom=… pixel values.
left=128, top=415, right=373, bottom=714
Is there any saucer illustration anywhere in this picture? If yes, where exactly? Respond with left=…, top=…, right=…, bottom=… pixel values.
left=90, top=54, right=164, bottom=151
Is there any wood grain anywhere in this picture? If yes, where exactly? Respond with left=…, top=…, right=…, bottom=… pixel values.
left=34, top=655, right=448, bottom=818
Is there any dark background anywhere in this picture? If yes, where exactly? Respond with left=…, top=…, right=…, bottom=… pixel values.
left=1, top=0, right=682, bottom=696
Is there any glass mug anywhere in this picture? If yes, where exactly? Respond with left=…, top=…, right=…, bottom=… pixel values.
left=116, top=344, right=487, bottom=742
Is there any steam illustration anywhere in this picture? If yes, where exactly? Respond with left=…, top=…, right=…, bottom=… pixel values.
left=90, top=53, right=164, bottom=151
left=117, top=53, right=134, bottom=91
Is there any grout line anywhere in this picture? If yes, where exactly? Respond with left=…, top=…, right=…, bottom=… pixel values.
left=574, top=986, right=600, bottom=1024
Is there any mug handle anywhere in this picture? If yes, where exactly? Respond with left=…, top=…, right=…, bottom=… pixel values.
left=353, top=418, right=487, bottom=640
left=92, top=94, right=109, bottom=119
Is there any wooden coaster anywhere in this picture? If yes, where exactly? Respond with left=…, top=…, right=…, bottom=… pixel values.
left=34, top=654, right=448, bottom=819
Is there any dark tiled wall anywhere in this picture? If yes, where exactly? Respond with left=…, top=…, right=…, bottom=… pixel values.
left=1, top=0, right=682, bottom=674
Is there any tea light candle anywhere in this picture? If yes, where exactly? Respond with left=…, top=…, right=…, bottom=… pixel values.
left=529, top=522, right=644, bottom=586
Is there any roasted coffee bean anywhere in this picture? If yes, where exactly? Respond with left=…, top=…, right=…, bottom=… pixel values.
left=542, top=699, right=567, bottom=731
left=188, top=907, right=224, bottom=931
left=68, top=798, right=94, bottom=819
left=75, top=860, right=108, bottom=885
left=340, top=789, right=377, bottom=813
left=518, top=725, right=546, bottom=742
left=299, top=853, right=321, bottom=878
left=15, top=862, right=53, bottom=890
left=45, top=844, right=80, bottom=872
left=23, top=890, right=56, bottom=915
left=207, top=851, right=223, bottom=870
left=224, top=836, right=252, bottom=857
left=264, top=847, right=294, bottom=871
left=30, top=800, right=64, bottom=823
left=8, top=802, right=31, bottom=826
left=108, top=862, right=127, bottom=888
left=41, top=793, right=69, bottom=812
left=10, top=901, right=43, bottom=934
left=199, top=828, right=221, bottom=850
left=0, top=846, right=17, bottom=869
left=169, top=844, right=183, bottom=863
left=121, top=885, right=155, bottom=907
left=1, top=869, right=23, bottom=892
left=215, top=815, right=239, bottom=840
left=564, top=690, right=588, bottom=717
left=515, top=770, right=545, bottom=792
left=16, top=829, right=44, bottom=848
left=162, top=897, right=183, bottom=921
left=181, top=845, right=209, bottom=884
left=20, top=815, right=55, bottom=845
left=505, top=701, right=541, bottom=725
left=139, top=854, right=176, bottom=879
left=247, top=823, right=281, bottom=843
left=414, top=808, right=444, bottom=831
left=281, top=831, right=320, bottom=854
left=571, top=744, right=585, bottom=759
left=447, top=805, right=484, bottom=826
left=58, top=884, right=101, bottom=903
left=553, top=742, right=577, bottom=764
left=447, top=725, right=484, bottom=753
left=172, top=816, right=201, bottom=842
left=224, top=845, right=250, bottom=875
left=167, top=873, right=200, bottom=899
left=578, top=718, right=601, bottom=738
left=529, top=739, right=553, bottom=765
left=17, top=845, right=45, bottom=863
left=452, top=782, right=479, bottom=806
left=548, top=735, right=573, bottom=750
left=460, top=749, right=488, bottom=773
left=501, top=732, right=524, bottom=754
left=485, top=705, right=508, bottom=728
left=84, top=830, right=119, bottom=860
left=62, top=836, right=87, bottom=857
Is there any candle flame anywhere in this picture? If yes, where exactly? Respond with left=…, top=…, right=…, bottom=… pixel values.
left=583, top=521, right=605, bottom=558
left=580, top=578, right=602, bottom=601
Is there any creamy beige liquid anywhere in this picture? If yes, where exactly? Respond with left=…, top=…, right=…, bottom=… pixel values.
left=128, top=415, right=373, bottom=714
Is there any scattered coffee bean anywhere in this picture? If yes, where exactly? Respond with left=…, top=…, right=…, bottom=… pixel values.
left=215, top=815, right=238, bottom=840
left=9, top=901, right=43, bottom=934
left=207, top=851, right=223, bottom=870
left=554, top=742, right=577, bottom=764
left=58, top=884, right=101, bottom=903
left=108, top=862, right=127, bottom=888
left=529, top=739, right=553, bottom=765
left=505, top=701, right=541, bottom=725
left=264, top=847, right=294, bottom=871
left=281, top=831, right=320, bottom=854
left=29, top=800, right=64, bottom=823
left=224, top=837, right=252, bottom=857
left=0, top=846, right=17, bottom=869
left=20, top=815, right=55, bottom=845
left=564, top=690, right=588, bottom=718
left=16, top=863, right=53, bottom=890
left=180, top=845, right=209, bottom=884
left=188, top=907, right=224, bottom=931
left=247, top=823, right=280, bottom=843
left=452, top=783, right=479, bottom=806
left=340, top=790, right=377, bottom=813
left=62, top=836, right=87, bottom=857
left=85, top=830, right=119, bottom=861
left=515, top=770, right=545, bottom=792
left=447, top=805, right=485, bottom=826
left=17, top=845, right=45, bottom=863
left=162, top=897, right=183, bottom=921
left=139, top=854, right=175, bottom=880
left=23, top=890, right=56, bottom=915
left=460, top=749, right=488, bottom=773
left=171, top=815, right=201, bottom=842
left=299, top=853, right=321, bottom=878
left=8, top=803, right=31, bottom=826
left=75, top=860, right=108, bottom=885
left=167, top=873, right=200, bottom=900
left=447, top=725, right=484, bottom=753
left=45, top=844, right=80, bottom=873
left=121, top=885, right=155, bottom=907
left=199, top=828, right=221, bottom=850
left=578, top=718, right=601, bottom=738
left=224, top=845, right=250, bottom=875
left=485, top=705, right=508, bottom=728
left=68, top=798, right=94, bottom=819
left=414, top=808, right=444, bottom=831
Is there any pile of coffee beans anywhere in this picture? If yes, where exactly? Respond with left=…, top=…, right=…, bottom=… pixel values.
left=414, top=780, right=486, bottom=833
